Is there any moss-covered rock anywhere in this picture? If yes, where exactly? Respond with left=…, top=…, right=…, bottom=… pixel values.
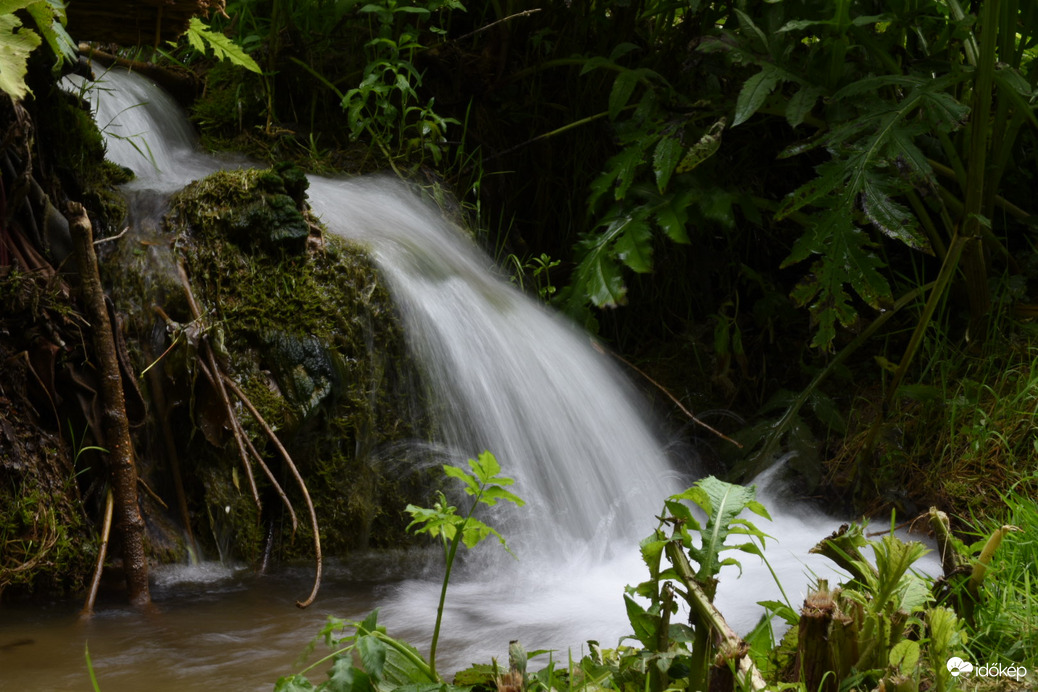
left=106, top=166, right=429, bottom=566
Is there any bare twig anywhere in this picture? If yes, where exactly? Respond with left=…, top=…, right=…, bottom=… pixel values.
left=176, top=263, right=263, bottom=511
left=93, top=226, right=130, bottom=245
left=591, top=341, right=744, bottom=448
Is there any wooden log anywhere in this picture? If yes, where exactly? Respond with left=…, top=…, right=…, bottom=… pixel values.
left=66, top=0, right=224, bottom=47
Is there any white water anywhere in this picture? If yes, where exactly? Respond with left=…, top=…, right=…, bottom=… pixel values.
left=7, top=68, right=936, bottom=689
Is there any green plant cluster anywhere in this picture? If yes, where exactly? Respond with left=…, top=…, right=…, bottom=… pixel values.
left=276, top=469, right=1036, bottom=692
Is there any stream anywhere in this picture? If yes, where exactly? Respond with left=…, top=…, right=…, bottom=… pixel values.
left=0, top=68, right=937, bottom=690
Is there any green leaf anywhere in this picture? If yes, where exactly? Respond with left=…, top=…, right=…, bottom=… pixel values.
left=327, top=658, right=374, bottom=692
left=572, top=238, right=627, bottom=308
left=653, top=134, right=683, bottom=193
left=675, top=117, right=725, bottom=173
left=357, top=635, right=387, bottom=680
left=0, top=10, right=41, bottom=100
left=185, top=17, right=262, bottom=73
left=888, top=639, right=920, bottom=673
left=609, top=69, right=641, bottom=120
left=785, top=85, right=823, bottom=128
left=654, top=190, right=692, bottom=244
left=733, top=66, right=781, bottom=127
left=859, top=169, right=929, bottom=251
left=443, top=464, right=480, bottom=496
left=274, top=674, right=317, bottom=691
left=468, top=450, right=501, bottom=485
left=613, top=214, right=654, bottom=273
left=672, top=477, right=770, bottom=582
left=480, top=485, right=525, bottom=507
left=623, top=594, right=658, bottom=649
left=24, top=0, right=74, bottom=67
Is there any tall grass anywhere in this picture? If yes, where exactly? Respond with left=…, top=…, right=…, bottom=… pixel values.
left=966, top=486, right=1038, bottom=667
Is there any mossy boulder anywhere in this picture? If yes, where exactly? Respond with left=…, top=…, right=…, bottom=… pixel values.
left=104, top=167, right=430, bottom=566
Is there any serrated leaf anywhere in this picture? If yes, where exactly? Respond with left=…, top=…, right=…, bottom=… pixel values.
left=733, top=66, right=781, bottom=127
left=186, top=17, right=262, bottom=73
left=653, top=134, right=683, bottom=193
left=356, top=635, right=386, bottom=679
left=786, top=213, right=891, bottom=349
left=610, top=143, right=648, bottom=201
left=274, top=674, right=317, bottom=691
left=859, top=170, right=929, bottom=251
left=443, top=464, right=479, bottom=495
left=776, top=159, right=848, bottom=220
left=468, top=449, right=501, bottom=484
left=481, top=485, right=524, bottom=507
left=24, top=0, right=74, bottom=67
left=327, top=657, right=374, bottom=692
left=613, top=214, right=654, bottom=273
left=654, top=190, right=692, bottom=244
left=0, top=12, right=41, bottom=100
left=623, top=594, right=658, bottom=648
left=734, top=8, right=769, bottom=53
left=571, top=230, right=628, bottom=308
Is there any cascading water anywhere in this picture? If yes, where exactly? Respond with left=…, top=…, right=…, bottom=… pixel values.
left=305, top=175, right=680, bottom=552
left=2, top=67, right=933, bottom=690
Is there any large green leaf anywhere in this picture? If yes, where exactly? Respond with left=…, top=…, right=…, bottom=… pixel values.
left=0, top=7, right=41, bottom=100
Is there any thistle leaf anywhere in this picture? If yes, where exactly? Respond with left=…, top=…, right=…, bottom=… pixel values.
left=860, top=170, right=929, bottom=251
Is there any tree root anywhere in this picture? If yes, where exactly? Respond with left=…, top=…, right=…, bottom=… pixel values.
left=175, top=261, right=321, bottom=607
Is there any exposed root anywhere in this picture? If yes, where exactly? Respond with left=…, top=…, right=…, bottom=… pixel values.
left=220, top=373, right=323, bottom=608
left=80, top=488, right=113, bottom=618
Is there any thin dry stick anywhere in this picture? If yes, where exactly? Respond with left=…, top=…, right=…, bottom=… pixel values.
left=237, top=410, right=300, bottom=535
left=176, top=264, right=263, bottom=511
left=80, top=488, right=114, bottom=618
left=590, top=341, right=744, bottom=448
left=449, top=8, right=541, bottom=44
left=221, top=373, right=322, bottom=608
left=194, top=355, right=263, bottom=511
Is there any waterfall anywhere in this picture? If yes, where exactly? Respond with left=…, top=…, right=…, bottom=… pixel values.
left=306, top=176, right=681, bottom=552
left=70, top=67, right=926, bottom=672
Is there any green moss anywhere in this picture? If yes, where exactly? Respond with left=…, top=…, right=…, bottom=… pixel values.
left=116, top=166, right=433, bottom=565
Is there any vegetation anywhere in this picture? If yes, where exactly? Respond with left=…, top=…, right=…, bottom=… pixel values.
left=1, top=0, right=1037, bottom=688
left=276, top=474, right=1035, bottom=690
